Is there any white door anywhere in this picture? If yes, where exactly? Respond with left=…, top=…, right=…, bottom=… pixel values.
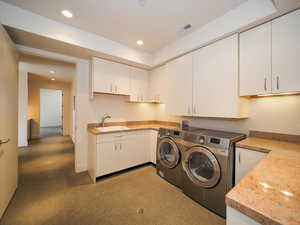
left=193, top=35, right=240, bottom=117
left=165, top=53, right=193, bottom=116
left=239, top=22, right=272, bottom=96
left=40, top=89, right=63, bottom=128
left=235, top=147, right=267, bottom=184
left=0, top=26, right=18, bottom=218
left=272, top=9, right=300, bottom=93
left=130, top=68, right=149, bottom=101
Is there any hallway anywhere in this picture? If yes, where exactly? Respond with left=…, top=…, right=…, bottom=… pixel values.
left=0, top=136, right=224, bottom=225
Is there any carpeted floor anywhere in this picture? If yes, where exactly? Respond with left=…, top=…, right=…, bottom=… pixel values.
left=0, top=136, right=225, bottom=225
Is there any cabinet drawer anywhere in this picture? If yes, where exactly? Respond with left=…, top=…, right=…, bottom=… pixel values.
left=96, top=132, right=126, bottom=143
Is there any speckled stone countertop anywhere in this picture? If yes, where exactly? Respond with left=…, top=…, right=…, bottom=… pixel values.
left=226, top=135, right=300, bottom=225
left=88, top=120, right=180, bottom=135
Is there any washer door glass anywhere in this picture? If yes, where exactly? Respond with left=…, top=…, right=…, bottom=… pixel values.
left=158, top=138, right=180, bottom=168
left=184, top=147, right=220, bottom=188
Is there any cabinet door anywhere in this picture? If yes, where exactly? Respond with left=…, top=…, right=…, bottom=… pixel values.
left=130, top=68, right=149, bottom=101
left=235, top=147, right=267, bottom=184
left=240, top=23, right=272, bottom=96
left=272, top=9, right=300, bottom=93
left=113, top=63, right=130, bottom=95
left=149, top=65, right=167, bottom=102
left=165, top=53, right=193, bottom=116
left=149, top=130, right=158, bottom=164
left=193, top=35, right=240, bottom=117
left=92, top=57, right=115, bottom=93
left=97, top=142, right=119, bottom=176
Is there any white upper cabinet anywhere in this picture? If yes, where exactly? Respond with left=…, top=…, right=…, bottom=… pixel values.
left=193, top=34, right=248, bottom=118
left=92, top=57, right=130, bottom=95
left=240, top=23, right=272, bottom=96
left=272, top=9, right=300, bottom=94
left=239, top=9, right=300, bottom=96
left=129, top=67, right=149, bottom=102
left=165, top=53, right=193, bottom=116
left=149, top=65, right=167, bottom=103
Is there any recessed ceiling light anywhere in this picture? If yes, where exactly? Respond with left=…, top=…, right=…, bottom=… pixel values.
left=62, top=10, right=73, bottom=18
left=51, top=78, right=55, bottom=81
left=136, top=40, right=144, bottom=46
left=50, top=70, right=55, bottom=74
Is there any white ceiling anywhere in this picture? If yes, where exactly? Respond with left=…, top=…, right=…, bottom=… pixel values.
left=19, top=54, right=75, bottom=82
left=1, top=0, right=246, bottom=52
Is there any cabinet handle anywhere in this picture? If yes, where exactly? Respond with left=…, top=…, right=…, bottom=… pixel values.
left=110, top=84, right=113, bottom=92
left=119, top=143, right=122, bottom=150
left=193, top=105, right=196, bottom=114
left=114, top=144, right=117, bottom=151
left=264, top=78, right=267, bottom=91
left=276, top=76, right=280, bottom=90
left=238, top=152, right=241, bottom=164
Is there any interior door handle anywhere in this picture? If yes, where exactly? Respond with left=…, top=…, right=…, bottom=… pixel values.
left=0, top=138, right=10, bottom=145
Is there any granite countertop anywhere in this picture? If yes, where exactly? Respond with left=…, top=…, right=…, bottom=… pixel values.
left=226, top=137, right=300, bottom=225
left=88, top=121, right=180, bottom=135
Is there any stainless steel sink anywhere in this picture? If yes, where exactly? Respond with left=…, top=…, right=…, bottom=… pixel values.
left=96, top=126, right=130, bottom=132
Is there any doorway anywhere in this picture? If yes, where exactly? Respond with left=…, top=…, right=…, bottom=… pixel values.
left=39, top=88, right=63, bottom=138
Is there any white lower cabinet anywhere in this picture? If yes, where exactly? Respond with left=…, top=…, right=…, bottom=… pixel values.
left=88, top=130, right=158, bottom=182
left=97, top=141, right=120, bottom=176
left=149, top=130, right=158, bottom=164
left=227, top=206, right=262, bottom=225
left=235, top=147, right=267, bottom=184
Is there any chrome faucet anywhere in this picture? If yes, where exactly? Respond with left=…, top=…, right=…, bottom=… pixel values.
left=101, top=113, right=111, bottom=127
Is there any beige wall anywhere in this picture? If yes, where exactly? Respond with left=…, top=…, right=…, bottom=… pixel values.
left=28, top=74, right=72, bottom=138
left=155, top=95, right=300, bottom=135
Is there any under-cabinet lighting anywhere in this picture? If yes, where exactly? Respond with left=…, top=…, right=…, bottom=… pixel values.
left=257, top=92, right=299, bottom=97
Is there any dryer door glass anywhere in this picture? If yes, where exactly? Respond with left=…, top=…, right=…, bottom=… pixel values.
left=184, top=147, right=220, bottom=188
left=189, top=152, right=214, bottom=182
left=158, top=138, right=180, bottom=168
